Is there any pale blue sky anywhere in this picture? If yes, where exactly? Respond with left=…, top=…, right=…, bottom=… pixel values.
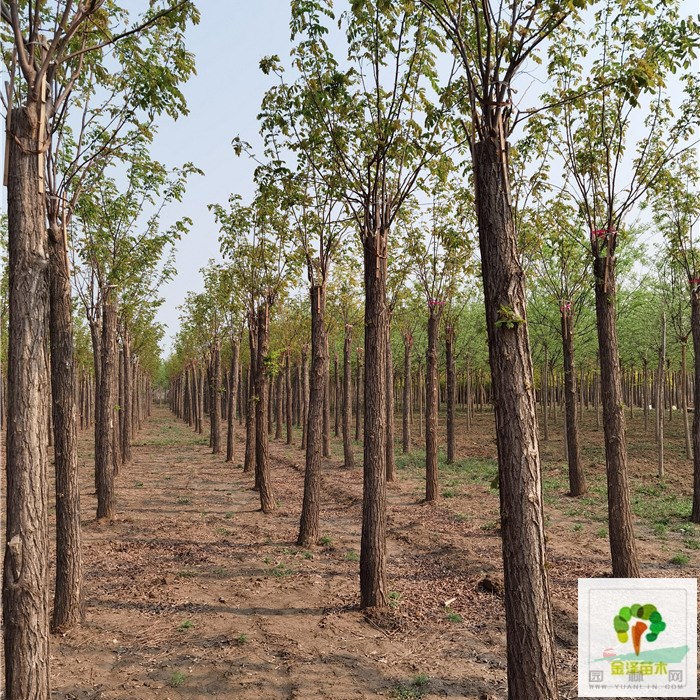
left=150, top=2, right=293, bottom=352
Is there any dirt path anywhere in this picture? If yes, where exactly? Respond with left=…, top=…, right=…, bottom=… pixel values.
left=49, top=406, right=700, bottom=699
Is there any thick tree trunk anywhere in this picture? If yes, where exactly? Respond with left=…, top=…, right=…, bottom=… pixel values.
left=402, top=333, right=412, bottom=454
left=691, top=290, right=700, bottom=522
left=96, top=292, right=118, bottom=520
left=343, top=324, right=355, bottom=469
left=446, top=324, right=456, bottom=464
left=255, top=304, right=275, bottom=512
left=592, top=251, right=639, bottom=576
left=298, top=284, right=328, bottom=546
left=355, top=350, right=362, bottom=442
left=417, top=363, right=423, bottom=439
left=47, top=218, right=83, bottom=632
left=360, top=233, right=388, bottom=609
left=226, top=339, right=239, bottom=463
left=561, top=308, right=586, bottom=496
left=425, top=308, right=441, bottom=501
left=211, top=341, right=222, bottom=454
left=4, top=101, right=51, bottom=700
left=386, top=316, right=395, bottom=481
left=473, top=137, right=558, bottom=700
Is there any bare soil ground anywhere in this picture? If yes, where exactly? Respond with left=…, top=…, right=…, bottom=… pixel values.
left=44, top=404, right=700, bottom=699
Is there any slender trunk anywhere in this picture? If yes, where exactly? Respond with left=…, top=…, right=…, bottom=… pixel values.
left=4, top=101, right=51, bottom=700
left=473, top=137, right=557, bottom=699
left=211, top=340, right=222, bottom=454
left=592, top=247, right=639, bottom=577
left=425, top=307, right=441, bottom=501
left=301, top=344, right=309, bottom=450
left=417, top=363, right=423, bottom=439
left=285, top=350, right=293, bottom=445
left=446, top=324, right=456, bottom=464
left=355, top=350, right=362, bottom=442
left=334, top=352, right=340, bottom=438
left=275, top=367, right=283, bottom=441
left=298, top=284, right=328, bottom=545
left=255, top=304, right=275, bottom=512
left=226, top=339, right=239, bottom=463
left=643, top=358, right=649, bottom=433
left=657, top=313, right=666, bottom=479
left=343, top=324, right=355, bottom=469
left=386, top=315, right=395, bottom=481
left=691, top=289, right=700, bottom=522
left=244, top=321, right=257, bottom=475
left=96, top=290, right=117, bottom=520
left=681, top=342, right=692, bottom=459
left=120, top=328, right=132, bottom=465
left=402, top=333, right=412, bottom=454
left=47, top=218, right=83, bottom=632
left=561, top=307, right=586, bottom=496
left=360, top=231, right=388, bottom=609
left=323, top=337, right=332, bottom=458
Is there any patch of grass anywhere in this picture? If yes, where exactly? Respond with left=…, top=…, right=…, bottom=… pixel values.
left=480, top=520, right=499, bottom=531
left=210, top=566, right=227, bottom=577
left=345, top=549, right=359, bottom=562
left=596, top=527, right=608, bottom=539
left=653, top=523, right=668, bottom=537
left=177, top=620, right=194, bottom=631
left=270, top=562, right=294, bottom=578
left=235, top=633, right=249, bottom=645
left=135, top=481, right=144, bottom=488
left=684, top=539, right=700, bottom=550
left=388, top=591, right=401, bottom=609
left=303, top=551, right=314, bottom=560
left=446, top=611, right=463, bottom=623
left=670, top=554, right=689, bottom=566
left=442, top=488, right=457, bottom=498
left=216, top=527, right=231, bottom=537
left=453, top=512, right=469, bottom=523
left=572, top=523, right=584, bottom=532
left=632, top=481, right=691, bottom=528
left=392, top=673, right=429, bottom=699
left=169, top=671, right=186, bottom=688
left=319, top=535, right=333, bottom=547
left=224, top=511, right=234, bottom=519
left=177, top=570, right=197, bottom=578
left=176, top=496, right=192, bottom=505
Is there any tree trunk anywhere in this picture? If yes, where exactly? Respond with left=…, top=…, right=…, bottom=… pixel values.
left=542, top=346, right=549, bottom=441
left=334, top=352, right=340, bottom=438
left=4, top=101, right=51, bottom=700
left=691, top=290, right=700, bottom=522
left=425, top=308, right=441, bottom=501
left=446, top=324, right=456, bottom=464
left=355, top=349, right=362, bottom=442
left=657, top=313, right=666, bottom=479
left=47, top=218, right=83, bottom=632
left=120, top=327, right=132, bottom=465
left=298, top=284, right=328, bottom=546
left=211, top=341, right=222, bottom=454
left=285, top=350, right=293, bottom=445
left=386, top=317, right=395, bottom=482
left=473, top=137, right=558, bottom=699
left=343, top=324, right=355, bottom=469
left=402, top=333, right=412, bottom=454
left=96, top=291, right=117, bottom=520
left=592, top=250, right=639, bottom=576
left=255, top=304, right=275, bottom=512
left=417, top=362, right=423, bottom=439
left=275, top=366, right=283, bottom=441
left=360, top=233, right=388, bottom=609
left=301, top=344, right=309, bottom=450
left=323, top=338, right=332, bottom=458
left=226, top=339, right=239, bottom=463
left=643, top=358, right=649, bottom=433
left=681, top=342, right=692, bottom=459
left=561, top=307, right=586, bottom=496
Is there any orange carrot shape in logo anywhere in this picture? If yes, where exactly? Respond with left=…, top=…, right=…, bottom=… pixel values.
left=613, top=604, right=666, bottom=655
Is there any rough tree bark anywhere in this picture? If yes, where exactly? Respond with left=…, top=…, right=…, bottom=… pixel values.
left=226, top=339, right=240, bottom=463
left=298, top=284, right=328, bottom=546
left=592, top=239, right=639, bottom=576
left=343, top=324, right=355, bottom=469
left=360, top=233, right=388, bottom=609
left=48, top=215, right=83, bottom=632
left=561, top=305, right=586, bottom=496
left=425, top=306, right=441, bottom=501
left=301, top=343, right=309, bottom=450
left=4, top=101, right=52, bottom=700
left=285, top=350, right=293, bottom=445
left=255, top=304, right=275, bottom=512
left=446, top=324, right=456, bottom=464
left=120, top=326, right=132, bottom=465
left=402, top=332, right=412, bottom=454
left=386, top=315, right=395, bottom=481
left=691, top=287, right=700, bottom=522
left=244, top=321, right=257, bottom=475
left=473, top=136, right=558, bottom=699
